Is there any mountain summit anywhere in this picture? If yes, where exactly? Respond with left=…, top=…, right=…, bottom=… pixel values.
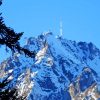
left=0, top=32, right=100, bottom=100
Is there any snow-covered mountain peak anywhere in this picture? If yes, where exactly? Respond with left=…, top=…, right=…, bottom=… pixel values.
left=0, top=32, right=100, bottom=100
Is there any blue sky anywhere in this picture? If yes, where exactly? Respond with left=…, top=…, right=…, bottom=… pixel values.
left=1, top=0, right=100, bottom=48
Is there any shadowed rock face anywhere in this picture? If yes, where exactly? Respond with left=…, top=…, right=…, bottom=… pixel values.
left=69, top=67, right=100, bottom=100
left=0, top=33, right=100, bottom=100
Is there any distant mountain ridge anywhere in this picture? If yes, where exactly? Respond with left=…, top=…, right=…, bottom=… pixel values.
left=0, top=32, right=100, bottom=100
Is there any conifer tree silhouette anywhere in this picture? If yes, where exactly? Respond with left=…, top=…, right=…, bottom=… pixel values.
left=0, top=1, right=35, bottom=58
left=0, top=1, right=34, bottom=99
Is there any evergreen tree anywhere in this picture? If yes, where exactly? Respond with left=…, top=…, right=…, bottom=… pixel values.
left=0, top=14, right=35, bottom=58
left=0, top=1, right=35, bottom=99
left=0, top=1, right=35, bottom=58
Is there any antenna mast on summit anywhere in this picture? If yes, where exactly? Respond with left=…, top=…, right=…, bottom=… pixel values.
left=60, top=21, right=63, bottom=36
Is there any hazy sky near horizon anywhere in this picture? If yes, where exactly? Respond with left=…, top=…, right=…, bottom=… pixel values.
left=1, top=0, right=100, bottom=48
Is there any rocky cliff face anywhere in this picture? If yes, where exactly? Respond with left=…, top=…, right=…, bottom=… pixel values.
left=0, top=32, right=100, bottom=100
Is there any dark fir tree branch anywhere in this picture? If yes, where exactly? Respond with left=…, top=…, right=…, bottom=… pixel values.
left=0, top=7, right=35, bottom=58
